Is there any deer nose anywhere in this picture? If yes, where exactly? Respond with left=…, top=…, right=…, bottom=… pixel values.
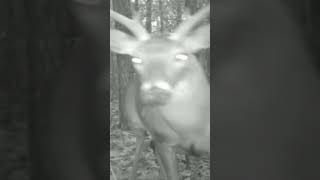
left=140, top=81, right=172, bottom=105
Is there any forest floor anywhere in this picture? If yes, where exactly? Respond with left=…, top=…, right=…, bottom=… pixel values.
left=110, top=99, right=210, bottom=180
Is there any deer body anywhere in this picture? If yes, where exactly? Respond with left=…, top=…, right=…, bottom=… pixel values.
left=111, top=6, right=210, bottom=180
left=133, top=60, right=210, bottom=152
left=145, top=71, right=209, bottom=150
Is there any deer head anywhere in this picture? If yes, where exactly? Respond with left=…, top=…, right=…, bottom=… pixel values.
left=110, top=6, right=210, bottom=105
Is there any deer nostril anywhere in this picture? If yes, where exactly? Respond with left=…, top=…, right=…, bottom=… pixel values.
left=141, top=81, right=172, bottom=92
left=141, top=82, right=152, bottom=92
left=154, top=81, right=172, bottom=91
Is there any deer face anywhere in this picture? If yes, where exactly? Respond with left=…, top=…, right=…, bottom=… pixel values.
left=131, top=36, right=201, bottom=105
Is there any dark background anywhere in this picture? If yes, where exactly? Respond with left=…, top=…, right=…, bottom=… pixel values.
left=0, top=1, right=78, bottom=179
left=0, top=0, right=108, bottom=179
left=0, top=0, right=320, bottom=179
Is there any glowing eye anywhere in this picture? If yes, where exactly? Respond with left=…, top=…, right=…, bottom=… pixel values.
left=175, top=54, right=188, bottom=61
left=131, top=57, right=143, bottom=64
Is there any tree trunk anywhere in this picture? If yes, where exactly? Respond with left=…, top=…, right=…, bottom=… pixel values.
left=146, top=0, right=152, bottom=33
left=176, top=0, right=182, bottom=26
left=112, top=0, right=135, bottom=129
left=159, top=0, right=164, bottom=32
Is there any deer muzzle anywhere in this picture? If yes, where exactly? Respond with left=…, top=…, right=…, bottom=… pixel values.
left=140, top=81, right=172, bottom=105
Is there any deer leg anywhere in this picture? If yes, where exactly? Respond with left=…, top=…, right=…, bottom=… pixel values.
left=157, top=153, right=166, bottom=180
left=151, top=140, right=166, bottom=180
left=154, top=142, right=179, bottom=180
left=129, top=129, right=146, bottom=180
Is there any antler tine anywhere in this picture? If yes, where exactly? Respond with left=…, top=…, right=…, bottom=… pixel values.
left=110, top=10, right=149, bottom=40
left=170, top=5, right=210, bottom=40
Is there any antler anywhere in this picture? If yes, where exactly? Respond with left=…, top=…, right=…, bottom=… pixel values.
left=170, top=5, right=210, bottom=40
left=110, top=10, right=150, bottom=41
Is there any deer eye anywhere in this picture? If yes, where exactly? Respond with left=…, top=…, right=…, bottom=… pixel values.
left=175, top=54, right=189, bottom=61
left=131, top=57, right=143, bottom=64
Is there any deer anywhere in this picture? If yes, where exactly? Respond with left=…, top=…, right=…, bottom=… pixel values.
left=110, top=5, right=210, bottom=180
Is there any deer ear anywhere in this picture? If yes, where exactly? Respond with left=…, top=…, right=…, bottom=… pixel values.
left=182, top=24, right=210, bottom=53
left=110, top=29, right=139, bottom=55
